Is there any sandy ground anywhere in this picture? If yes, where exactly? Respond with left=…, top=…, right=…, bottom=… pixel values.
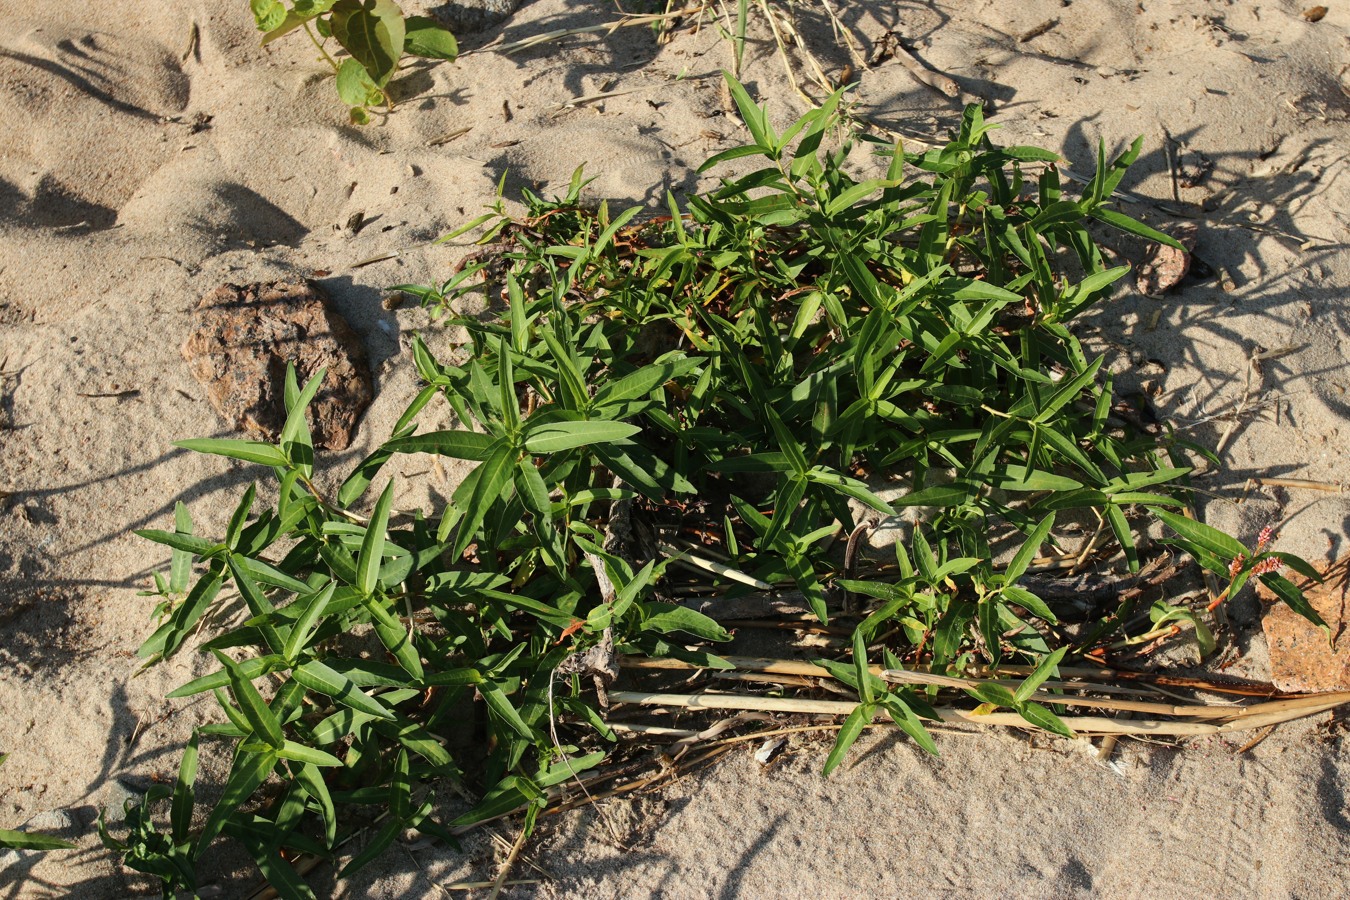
left=2, top=0, right=1350, bottom=896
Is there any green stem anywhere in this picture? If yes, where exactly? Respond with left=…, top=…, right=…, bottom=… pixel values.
left=303, top=21, right=341, bottom=75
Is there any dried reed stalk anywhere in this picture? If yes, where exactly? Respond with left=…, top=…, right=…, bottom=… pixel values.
left=607, top=690, right=1350, bottom=736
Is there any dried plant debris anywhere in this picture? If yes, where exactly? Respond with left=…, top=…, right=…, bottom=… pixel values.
left=181, top=281, right=373, bottom=450
left=1136, top=222, right=1199, bottom=296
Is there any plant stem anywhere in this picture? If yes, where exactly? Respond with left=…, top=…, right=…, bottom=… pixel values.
left=303, top=22, right=340, bottom=75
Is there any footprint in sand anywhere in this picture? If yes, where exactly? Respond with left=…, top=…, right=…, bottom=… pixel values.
left=0, top=24, right=189, bottom=228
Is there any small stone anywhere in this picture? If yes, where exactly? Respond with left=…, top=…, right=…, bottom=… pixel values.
left=0, top=808, right=78, bottom=867
left=182, top=281, right=373, bottom=451
left=1261, top=556, right=1350, bottom=693
left=1135, top=222, right=1198, bottom=297
left=403, top=0, right=525, bottom=34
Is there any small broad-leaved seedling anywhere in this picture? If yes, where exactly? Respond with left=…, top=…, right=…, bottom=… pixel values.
left=248, top=0, right=459, bottom=123
left=105, top=75, right=1326, bottom=895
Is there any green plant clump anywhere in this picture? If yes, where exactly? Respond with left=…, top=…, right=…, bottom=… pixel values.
left=249, top=0, right=459, bottom=123
left=107, top=77, right=1325, bottom=896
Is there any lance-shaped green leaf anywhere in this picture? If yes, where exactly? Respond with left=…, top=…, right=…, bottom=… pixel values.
left=1018, top=701, right=1076, bottom=737
left=383, top=428, right=496, bottom=460
left=365, top=597, right=424, bottom=681
left=1149, top=508, right=1247, bottom=560
left=296, top=763, right=337, bottom=848
left=822, top=701, right=873, bottom=776
left=357, top=479, right=395, bottom=596
left=175, top=437, right=290, bottom=468
left=479, top=680, right=536, bottom=741
left=232, top=553, right=310, bottom=594
left=640, top=604, right=732, bottom=642
left=0, top=829, right=75, bottom=851
left=292, top=659, right=396, bottom=720
left=451, top=440, right=516, bottom=558
left=878, top=692, right=939, bottom=755
left=167, top=654, right=285, bottom=698
left=284, top=582, right=335, bottom=663
left=1259, top=572, right=1330, bottom=634
left=239, top=740, right=343, bottom=767
left=523, top=420, right=641, bottom=454
left=227, top=556, right=286, bottom=654
left=193, top=747, right=278, bottom=859
left=137, top=528, right=217, bottom=557
left=170, top=730, right=200, bottom=844
left=215, top=651, right=285, bottom=749
left=1014, top=647, right=1068, bottom=704
left=591, top=358, right=702, bottom=410
left=138, top=569, right=224, bottom=660
left=169, top=502, right=195, bottom=593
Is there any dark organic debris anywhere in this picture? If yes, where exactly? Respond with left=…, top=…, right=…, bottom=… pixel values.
left=181, top=280, right=373, bottom=451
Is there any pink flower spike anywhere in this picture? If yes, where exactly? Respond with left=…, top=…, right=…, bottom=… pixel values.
left=1256, top=525, right=1275, bottom=552
left=1252, top=557, right=1282, bottom=577
left=1228, top=553, right=1247, bottom=579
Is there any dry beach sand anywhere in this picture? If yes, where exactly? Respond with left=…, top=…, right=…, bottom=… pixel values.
left=3, top=0, right=1350, bottom=896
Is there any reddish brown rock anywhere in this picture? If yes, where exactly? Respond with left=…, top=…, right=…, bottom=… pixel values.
left=1261, top=555, right=1350, bottom=693
left=1135, top=222, right=1198, bottom=297
left=182, top=281, right=372, bottom=451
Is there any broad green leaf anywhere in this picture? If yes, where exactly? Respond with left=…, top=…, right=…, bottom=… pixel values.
left=640, top=604, right=732, bottom=642
left=250, top=0, right=287, bottom=31
left=330, top=0, right=406, bottom=87
left=403, top=16, right=458, bottom=59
